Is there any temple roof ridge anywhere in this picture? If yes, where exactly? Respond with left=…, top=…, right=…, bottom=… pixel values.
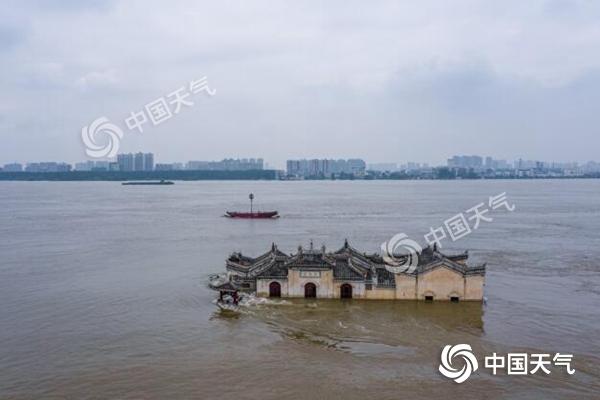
left=226, top=242, right=482, bottom=280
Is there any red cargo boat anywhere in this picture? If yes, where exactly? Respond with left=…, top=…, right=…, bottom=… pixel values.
left=225, top=211, right=279, bottom=219
left=225, top=193, right=279, bottom=219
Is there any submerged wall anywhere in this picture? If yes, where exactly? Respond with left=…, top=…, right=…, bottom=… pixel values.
left=255, top=267, right=484, bottom=301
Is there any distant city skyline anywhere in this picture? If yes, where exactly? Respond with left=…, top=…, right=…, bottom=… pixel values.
left=0, top=149, right=600, bottom=170
left=5, top=153, right=600, bottom=177
left=0, top=150, right=600, bottom=170
left=5, top=154, right=600, bottom=171
left=4, top=153, right=600, bottom=169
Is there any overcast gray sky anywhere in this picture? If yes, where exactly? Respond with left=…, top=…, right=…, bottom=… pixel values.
left=1, top=0, right=600, bottom=168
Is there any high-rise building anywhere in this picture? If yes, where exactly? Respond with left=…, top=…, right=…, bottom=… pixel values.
left=2, top=163, right=23, bottom=172
left=134, top=152, right=144, bottom=171
left=347, top=159, right=366, bottom=175
left=368, top=163, right=398, bottom=172
left=75, top=161, right=114, bottom=171
left=24, top=162, right=71, bottom=172
left=485, top=156, right=493, bottom=169
left=155, top=163, right=174, bottom=171
left=116, top=152, right=154, bottom=171
left=448, top=155, right=511, bottom=170
left=285, top=158, right=366, bottom=177
left=447, top=155, right=483, bottom=168
left=92, top=161, right=109, bottom=171
left=186, top=158, right=264, bottom=171
left=117, top=153, right=134, bottom=171
left=186, top=161, right=210, bottom=170
left=405, top=162, right=422, bottom=171
left=74, top=161, right=94, bottom=171
left=143, top=153, right=154, bottom=171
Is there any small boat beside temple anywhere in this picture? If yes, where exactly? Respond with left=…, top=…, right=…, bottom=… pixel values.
left=225, top=193, right=279, bottom=219
left=208, top=275, right=241, bottom=310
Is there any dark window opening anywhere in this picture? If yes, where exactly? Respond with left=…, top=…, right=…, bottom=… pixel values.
left=450, top=296, right=460, bottom=302
left=425, top=295, right=434, bottom=301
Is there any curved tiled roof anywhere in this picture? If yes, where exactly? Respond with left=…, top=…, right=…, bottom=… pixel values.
left=225, top=240, right=485, bottom=286
left=333, top=259, right=365, bottom=280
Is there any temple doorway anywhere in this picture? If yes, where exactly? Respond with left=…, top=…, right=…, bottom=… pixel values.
left=304, top=283, right=317, bottom=298
left=269, top=281, right=281, bottom=298
left=340, top=284, right=353, bottom=299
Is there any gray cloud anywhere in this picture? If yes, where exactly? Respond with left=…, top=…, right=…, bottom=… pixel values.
left=1, top=0, right=600, bottom=167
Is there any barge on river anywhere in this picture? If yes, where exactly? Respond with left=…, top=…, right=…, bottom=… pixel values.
left=122, top=180, right=174, bottom=185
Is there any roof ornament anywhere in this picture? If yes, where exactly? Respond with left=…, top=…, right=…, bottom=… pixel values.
left=309, top=240, right=314, bottom=251
left=344, top=238, right=349, bottom=249
left=298, top=245, right=303, bottom=255
left=271, top=242, right=276, bottom=252
left=321, top=244, right=326, bottom=254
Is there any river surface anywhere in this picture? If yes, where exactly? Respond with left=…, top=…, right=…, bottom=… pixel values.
left=0, top=180, right=599, bottom=399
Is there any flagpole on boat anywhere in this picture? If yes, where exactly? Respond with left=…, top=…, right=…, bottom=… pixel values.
left=249, top=193, right=254, bottom=214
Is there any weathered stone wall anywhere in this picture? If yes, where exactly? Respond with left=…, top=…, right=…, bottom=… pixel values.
left=464, top=275, right=485, bottom=300
left=364, top=287, right=396, bottom=300
left=287, top=269, right=334, bottom=298
left=417, top=267, right=465, bottom=300
left=395, top=274, right=417, bottom=299
left=254, top=267, right=484, bottom=301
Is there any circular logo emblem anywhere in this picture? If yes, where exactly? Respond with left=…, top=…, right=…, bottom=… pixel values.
left=81, top=116, right=124, bottom=158
left=381, top=233, right=422, bottom=274
left=439, top=344, right=479, bottom=383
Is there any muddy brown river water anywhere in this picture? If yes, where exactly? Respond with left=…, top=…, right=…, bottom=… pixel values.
left=1, top=180, right=599, bottom=399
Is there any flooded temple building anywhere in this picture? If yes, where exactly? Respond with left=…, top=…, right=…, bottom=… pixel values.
left=225, top=240, right=486, bottom=301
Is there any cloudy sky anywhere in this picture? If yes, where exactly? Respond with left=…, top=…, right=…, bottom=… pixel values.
left=1, top=0, right=600, bottom=168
